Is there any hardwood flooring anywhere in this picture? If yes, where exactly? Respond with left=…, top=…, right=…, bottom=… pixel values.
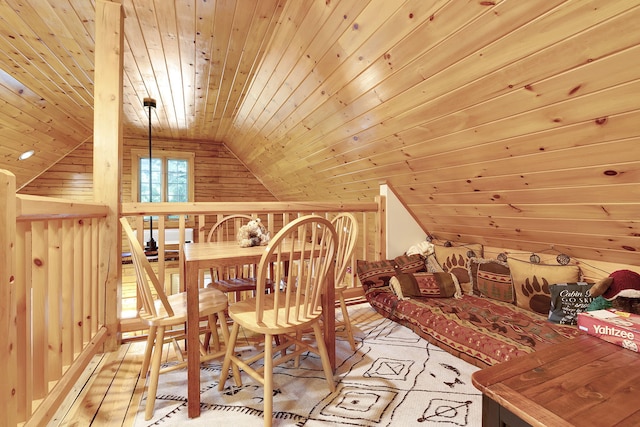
left=47, top=301, right=372, bottom=426
left=49, top=340, right=147, bottom=427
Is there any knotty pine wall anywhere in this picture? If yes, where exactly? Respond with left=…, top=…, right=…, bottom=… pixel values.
left=19, top=138, right=277, bottom=204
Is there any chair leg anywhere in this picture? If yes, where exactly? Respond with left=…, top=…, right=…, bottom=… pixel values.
left=140, top=326, right=156, bottom=378
left=339, top=295, right=356, bottom=350
left=218, top=322, right=241, bottom=391
left=145, top=326, right=166, bottom=420
left=263, top=333, right=273, bottom=427
left=312, top=323, right=336, bottom=392
left=215, top=311, right=241, bottom=381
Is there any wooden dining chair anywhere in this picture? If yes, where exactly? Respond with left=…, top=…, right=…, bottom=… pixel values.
left=331, top=212, right=359, bottom=350
left=218, top=215, right=338, bottom=427
left=120, top=217, right=238, bottom=421
left=206, top=214, right=273, bottom=302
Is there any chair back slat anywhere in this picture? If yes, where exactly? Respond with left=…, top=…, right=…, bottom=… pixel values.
left=207, top=214, right=254, bottom=280
left=255, top=215, right=336, bottom=324
left=120, top=217, right=174, bottom=318
left=331, top=213, right=358, bottom=286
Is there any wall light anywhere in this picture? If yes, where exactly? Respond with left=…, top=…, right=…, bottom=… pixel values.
left=19, top=149, right=35, bottom=160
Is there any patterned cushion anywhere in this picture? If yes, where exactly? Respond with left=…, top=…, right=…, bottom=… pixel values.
left=434, top=242, right=483, bottom=291
left=356, top=254, right=424, bottom=291
left=414, top=272, right=457, bottom=298
left=468, top=258, right=513, bottom=303
left=390, top=273, right=421, bottom=300
left=365, top=289, right=581, bottom=367
left=507, top=258, right=581, bottom=315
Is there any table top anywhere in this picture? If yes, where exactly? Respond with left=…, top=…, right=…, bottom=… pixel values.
left=472, top=334, right=640, bottom=427
left=184, top=241, right=269, bottom=263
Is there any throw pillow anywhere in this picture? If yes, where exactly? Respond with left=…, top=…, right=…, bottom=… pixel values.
left=356, top=259, right=396, bottom=290
left=414, top=272, right=458, bottom=298
left=433, top=242, right=483, bottom=292
left=394, top=253, right=426, bottom=273
left=356, top=254, right=424, bottom=291
left=549, top=282, right=595, bottom=325
left=468, top=258, right=514, bottom=303
left=390, top=273, right=421, bottom=300
left=508, top=258, right=581, bottom=315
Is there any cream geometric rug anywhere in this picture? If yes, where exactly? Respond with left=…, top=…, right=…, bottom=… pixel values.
left=134, top=303, right=482, bottom=426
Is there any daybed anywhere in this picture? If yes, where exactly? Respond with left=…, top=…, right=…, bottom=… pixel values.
left=356, top=243, right=587, bottom=368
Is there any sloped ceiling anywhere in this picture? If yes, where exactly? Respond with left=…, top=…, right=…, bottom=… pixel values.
left=1, top=0, right=639, bottom=265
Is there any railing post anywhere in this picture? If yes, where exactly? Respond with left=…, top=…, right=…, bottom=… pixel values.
left=94, top=0, right=125, bottom=352
left=0, top=169, right=18, bottom=426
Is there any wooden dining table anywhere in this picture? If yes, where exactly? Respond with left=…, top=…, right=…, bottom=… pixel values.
left=182, top=240, right=336, bottom=418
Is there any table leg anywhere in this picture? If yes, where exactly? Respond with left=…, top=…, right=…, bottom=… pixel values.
left=324, top=263, right=336, bottom=370
left=185, top=260, right=200, bottom=418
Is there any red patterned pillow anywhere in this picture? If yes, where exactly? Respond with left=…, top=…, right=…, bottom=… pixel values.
left=414, top=272, right=457, bottom=298
left=468, top=258, right=514, bottom=303
left=356, top=254, right=424, bottom=291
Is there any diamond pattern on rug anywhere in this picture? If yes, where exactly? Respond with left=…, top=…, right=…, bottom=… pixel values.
left=133, top=303, right=482, bottom=426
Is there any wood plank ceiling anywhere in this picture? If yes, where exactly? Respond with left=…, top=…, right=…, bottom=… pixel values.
left=0, top=0, right=639, bottom=266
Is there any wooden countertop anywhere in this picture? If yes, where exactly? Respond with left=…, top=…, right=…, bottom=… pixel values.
left=472, top=334, right=640, bottom=427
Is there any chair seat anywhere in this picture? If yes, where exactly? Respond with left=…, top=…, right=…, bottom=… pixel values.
left=209, top=277, right=274, bottom=293
left=228, top=292, right=321, bottom=335
left=144, top=287, right=228, bottom=327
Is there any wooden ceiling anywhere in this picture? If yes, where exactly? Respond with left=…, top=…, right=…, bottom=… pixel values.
left=1, top=0, right=639, bottom=266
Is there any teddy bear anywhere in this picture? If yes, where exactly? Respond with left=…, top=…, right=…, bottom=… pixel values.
left=589, top=269, right=640, bottom=314
left=236, top=218, right=270, bottom=248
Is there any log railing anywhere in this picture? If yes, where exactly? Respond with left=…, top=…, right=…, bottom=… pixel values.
left=1, top=164, right=383, bottom=426
left=120, top=200, right=384, bottom=334
left=1, top=170, right=110, bottom=427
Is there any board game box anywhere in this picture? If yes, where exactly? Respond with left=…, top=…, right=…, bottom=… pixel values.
left=577, top=309, right=640, bottom=352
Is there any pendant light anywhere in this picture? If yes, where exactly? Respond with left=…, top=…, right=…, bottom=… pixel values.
left=144, top=97, right=158, bottom=252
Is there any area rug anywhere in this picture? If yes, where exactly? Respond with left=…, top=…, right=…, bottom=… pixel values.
left=134, top=303, right=482, bottom=426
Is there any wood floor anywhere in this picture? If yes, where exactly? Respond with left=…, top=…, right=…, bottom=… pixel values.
left=49, top=339, right=147, bottom=427
left=47, top=301, right=375, bottom=426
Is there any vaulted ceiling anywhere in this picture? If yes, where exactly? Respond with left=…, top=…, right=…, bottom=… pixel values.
left=1, top=0, right=639, bottom=266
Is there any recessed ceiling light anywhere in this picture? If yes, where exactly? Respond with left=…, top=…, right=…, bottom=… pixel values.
left=19, top=149, right=35, bottom=161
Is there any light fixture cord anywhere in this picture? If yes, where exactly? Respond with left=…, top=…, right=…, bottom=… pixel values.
left=147, top=101, right=157, bottom=251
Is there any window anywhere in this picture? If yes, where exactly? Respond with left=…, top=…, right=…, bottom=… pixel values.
left=131, top=149, right=194, bottom=208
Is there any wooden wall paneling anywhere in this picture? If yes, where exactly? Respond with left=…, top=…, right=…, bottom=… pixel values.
left=258, top=0, right=372, bottom=146
left=252, top=0, right=564, bottom=170
left=224, top=2, right=336, bottom=140
left=174, top=0, right=197, bottom=137
left=127, top=1, right=178, bottom=137
left=208, top=1, right=259, bottom=135
left=0, top=1, right=93, bottom=119
left=189, top=0, right=216, bottom=138
left=241, top=0, right=350, bottom=138
left=229, top=0, right=313, bottom=141
left=257, top=0, right=454, bottom=147
left=156, top=0, right=189, bottom=131
left=255, top=0, right=628, bottom=199
left=194, top=0, right=236, bottom=138
left=410, top=203, right=639, bottom=223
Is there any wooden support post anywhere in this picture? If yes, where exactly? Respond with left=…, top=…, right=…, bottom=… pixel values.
left=0, top=170, right=17, bottom=426
left=94, top=0, right=125, bottom=351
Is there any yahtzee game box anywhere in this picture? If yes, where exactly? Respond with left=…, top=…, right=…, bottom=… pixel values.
left=577, top=309, right=640, bottom=352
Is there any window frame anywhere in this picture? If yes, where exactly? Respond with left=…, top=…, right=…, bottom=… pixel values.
left=131, top=148, right=195, bottom=208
